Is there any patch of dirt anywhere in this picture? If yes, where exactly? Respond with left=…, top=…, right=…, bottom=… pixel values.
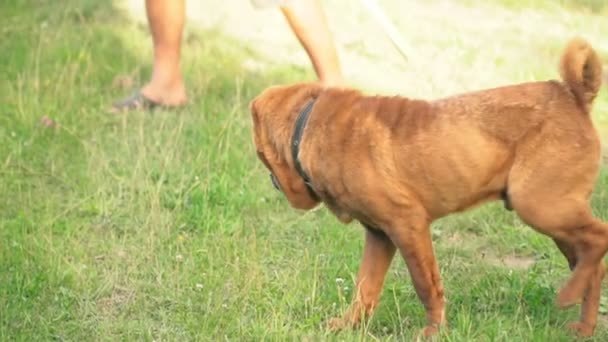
left=440, top=230, right=482, bottom=247
left=483, top=252, right=536, bottom=270
left=444, top=231, right=465, bottom=245
left=97, top=286, right=135, bottom=315
left=39, top=115, right=59, bottom=129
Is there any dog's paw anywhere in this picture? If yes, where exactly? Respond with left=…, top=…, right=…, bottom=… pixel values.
left=567, top=321, right=595, bottom=337
left=415, top=325, right=440, bottom=341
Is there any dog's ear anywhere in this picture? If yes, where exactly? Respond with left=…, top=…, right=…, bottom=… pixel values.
left=250, top=83, right=322, bottom=210
left=269, top=156, right=320, bottom=210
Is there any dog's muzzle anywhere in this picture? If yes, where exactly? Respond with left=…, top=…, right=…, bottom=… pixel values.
left=270, top=173, right=281, bottom=191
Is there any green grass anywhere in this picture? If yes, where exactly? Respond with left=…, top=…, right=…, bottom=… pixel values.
left=2, top=0, right=608, bottom=341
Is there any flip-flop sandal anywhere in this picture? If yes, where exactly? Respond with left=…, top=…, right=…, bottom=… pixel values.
left=110, top=91, right=167, bottom=113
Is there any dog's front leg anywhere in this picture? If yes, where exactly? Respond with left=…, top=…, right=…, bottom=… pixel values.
left=388, top=213, right=446, bottom=339
left=329, top=225, right=396, bottom=330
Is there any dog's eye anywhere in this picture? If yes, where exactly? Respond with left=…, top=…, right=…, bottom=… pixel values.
left=270, top=173, right=281, bottom=191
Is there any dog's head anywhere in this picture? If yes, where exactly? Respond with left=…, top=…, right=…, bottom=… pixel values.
left=250, top=82, right=324, bottom=210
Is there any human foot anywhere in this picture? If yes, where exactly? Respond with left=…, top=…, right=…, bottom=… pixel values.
left=111, top=82, right=187, bottom=113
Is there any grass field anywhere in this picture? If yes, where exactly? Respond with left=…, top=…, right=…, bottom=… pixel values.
left=2, top=0, right=608, bottom=340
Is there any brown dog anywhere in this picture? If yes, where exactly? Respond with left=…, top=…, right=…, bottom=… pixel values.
left=250, top=38, right=608, bottom=338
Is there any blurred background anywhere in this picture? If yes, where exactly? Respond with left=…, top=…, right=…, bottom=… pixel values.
left=117, top=0, right=608, bottom=133
left=119, top=0, right=608, bottom=95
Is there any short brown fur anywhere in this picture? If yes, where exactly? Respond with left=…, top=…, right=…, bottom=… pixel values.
left=250, top=37, right=608, bottom=338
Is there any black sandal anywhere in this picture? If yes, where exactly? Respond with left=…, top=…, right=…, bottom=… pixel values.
left=110, top=91, right=166, bottom=113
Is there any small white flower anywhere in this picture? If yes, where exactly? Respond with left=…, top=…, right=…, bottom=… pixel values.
left=344, top=286, right=350, bottom=292
left=195, top=283, right=203, bottom=290
left=335, top=278, right=345, bottom=284
left=175, top=254, right=184, bottom=262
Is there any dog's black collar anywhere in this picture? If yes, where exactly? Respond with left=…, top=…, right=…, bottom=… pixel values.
left=291, top=98, right=318, bottom=197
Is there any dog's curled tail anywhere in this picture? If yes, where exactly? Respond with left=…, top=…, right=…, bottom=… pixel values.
left=560, top=37, right=602, bottom=113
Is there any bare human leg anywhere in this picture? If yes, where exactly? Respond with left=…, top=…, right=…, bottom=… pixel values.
left=113, top=0, right=187, bottom=112
left=141, top=0, right=187, bottom=106
left=280, top=0, right=343, bottom=86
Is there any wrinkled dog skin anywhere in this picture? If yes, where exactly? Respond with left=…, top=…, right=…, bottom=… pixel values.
left=250, top=38, right=607, bottom=338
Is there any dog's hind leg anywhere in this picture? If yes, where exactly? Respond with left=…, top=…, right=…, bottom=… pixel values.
left=328, top=225, right=396, bottom=330
left=558, top=218, right=608, bottom=310
left=507, top=128, right=608, bottom=321
left=510, top=191, right=608, bottom=336
left=553, top=238, right=577, bottom=271
left=511, top=194, right=608, bottom=303
left=567, top=261, right=605, bottom=337
left=553, top=238, right=606, bottom=336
